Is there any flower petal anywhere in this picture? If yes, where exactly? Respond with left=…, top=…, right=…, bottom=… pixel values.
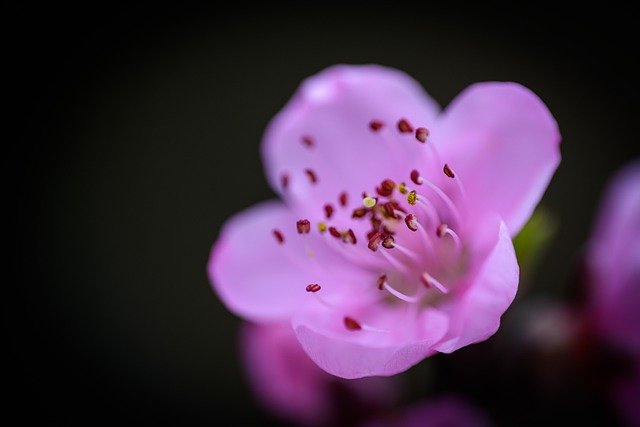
left=434, top=82, right=561, bottom=235
left=293, top=303, right=448, bottom=379
left=435, top=220, right=519, bottom=353
left=208, top=200, right=358, bottom=322
left=262, top=64, right=441, bottom=217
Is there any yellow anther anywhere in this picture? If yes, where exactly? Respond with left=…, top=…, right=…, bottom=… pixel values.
left=398, top=182, right=408, bottom=194
left=407, top=190, right=417, bottom=205
left=317, top=222, right=327, bottom=233
left=363, top=196, right=377, bottom=208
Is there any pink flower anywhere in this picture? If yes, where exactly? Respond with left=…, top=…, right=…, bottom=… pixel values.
left=585, top=161, right=640, bottom=425
left=209, top=65, right=560, bottom=378
left=241, top=322, right=397, bottom=426
left=363, top=395, right=491, bottom=427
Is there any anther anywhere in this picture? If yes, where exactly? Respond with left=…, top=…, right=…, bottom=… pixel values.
left=342, top=229, right=357, bottom=245
left=436, top=223, right=448, bottom=238
left=368, top=231, right=383, bottom=251
left=305, top=168, right=318, bottom=184
left=329, top=226, right=342, bottom=238
left=280, top=173, right=289, bottom=190
left=397, top=118, right=413, bottom=133
left=272, top=229, right=285, bottom=244
left=363, top=196, right=377, bottom=208
left=306, top=284, right=321, bottom=293
left=383, top=201, right=399, bottom=218
left=339, top=191, right=348, bottom=207
left=297, top=219, right=311, bottom=234
left=369, top=119, right=384, bottom=132
left=371, top=216, right=382, bottom=231
left=376, top=179, right=396, bottom=197
left=410, top=169, right=423, bottom=185
left=376, top=274, right=387, bottom=290
left=382, top=234, right=395, bottom=249
left=415, top=127, right=429, bottom=143
left=407, top=190, right=417, bottom=205
left=398, top=182, right=408, bottom=194
left=404, top=214, right=418, bottom=231
left=352, top=208, right=368, bottom=219
left=443, top=164, right=455, bottom=178
left=317, top=222, right=327, bottom=233
left=420, top=272, right=449, bottom=294
left=344, top=316, right=362, bottom=331
left=301, top=135, right=314, bottom=148
left=324, top=203, right=334, bottom=219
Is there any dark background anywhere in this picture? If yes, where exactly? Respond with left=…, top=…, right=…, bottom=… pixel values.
left=9, top=3, right=639, bottom=425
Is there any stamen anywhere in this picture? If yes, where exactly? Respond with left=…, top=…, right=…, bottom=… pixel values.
left=407, top=190, right=417, bottom=205
left=376, top=274, right=387, bottom=290
left=436, top=223, right=448, bottom=238
left=301, top=135, right=314, bottom=149
left=398, top=182, right=408, bottom=194
left=306, top=283, right=321, bottom=292
left=339, top=191, right=348, bottom=207
left=393, top=242, right=421, bottom=261
left=443, top=164, right=455, bottom=178
left=342, top=229, right=357, bottom=245
left=410, top=169, right=424, bottom=185
left=296, top=219, right=311, bottom=234
left=324, top=203, right=334, bottom=219
left=305, top=168, right=318, bottom=184
left=437, top=224, right=462, bottom=250
left=317, top=222, right=327, bottom=233
left=415, top=127, right=429, bottom=143
left=272, top=229, right=285, bottom=244
left=369, top=119, right=384, bottom=132
left=382, top=234, right=395, bottom=249
left=363, top=196, right=377, bottom=208
left=280, top=173, right=289, bottom=190
left=368, top=231, right=383, bottom=251
left=344, top=316, right=362, bottom=331
left=371, top=216, right=382, bottom=231
left=383, top=201, right=401, bottom=218
left=397, top=118, right=414, bottom=133
left=421, top=272, right=449, bottom=294
left=376, top=179, right=396, bottom=197
left=352, top=207, right=368, bottom=219
left=404, top=214, right=418, bottom=231
left=329, top=226, right=342, bottom=239
left=419, top=179, right=462, bottom=226
left=383, top=281, right=419, bottom=303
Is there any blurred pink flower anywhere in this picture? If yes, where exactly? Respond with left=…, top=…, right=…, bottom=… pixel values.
left=585, top=161, right=640, bottom=426
left=241, top=322, right=397, bottom=426
left=363, top=395, right=491, bottom=427
left=209, top=65, right=560, bottom=378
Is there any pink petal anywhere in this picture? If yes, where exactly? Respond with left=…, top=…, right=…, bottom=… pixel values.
left=434, top=82, right=561, bottom=235
left=293, top=302, right=448, bottom=379
left=208, top=200, right=357, bottom=322
left=587, top=161, right=640, bottom=354
left=435, top=220, right=519, bottom=353
left=262, top=64, right=440, bottom=217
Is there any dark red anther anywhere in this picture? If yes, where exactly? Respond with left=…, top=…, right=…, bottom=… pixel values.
left=376, top=179, right=395, bottom=197
left=437, top=223, right=448, bottom=238
left=376, top=274, right=387, bottom=290
left=382, top=234, right=395, bottom=249
left=297, top=219, right=311, bottom=234
left=352, top=208, right=368, bottom=219
left=324, top=203, right=335, bottom=219
left=443, top=164, right=455, bottom=178
left=339, top=191, right=348, bottom=207
left=329, top=226, right=342, bottom=238
left=404, top=214, right=418, bottom=231
left=272, top=229, right=285, bottom=244
left=367, top=230, right=378, bottom=241
left=344, top=316, right=362, bottom=331
left=340, top=229, right=357, bottom=244
left=369, top=119, right=384, bottom=132
left=382, top=224, right=396, bottom=235
left=301, top=135, right=314, bottom=148
left=305, top=168, right=318, bottom=184
left=410, top=169, right=423, bottom=185
left=371, top=216, right=382, bottom=231
left=306, top=283, right=321, bottom=293
left=397, top=118, right=414, bottom=133
left=280, top=173, right=289, bottom=190
left=368, top=231, right=384, bottom=251
left=383, top=201, right=399, bottom=218
left=415, top=127, right=429, bottom=143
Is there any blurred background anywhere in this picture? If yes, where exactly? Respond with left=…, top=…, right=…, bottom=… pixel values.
left=9, top=2, right=639, bottom=425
